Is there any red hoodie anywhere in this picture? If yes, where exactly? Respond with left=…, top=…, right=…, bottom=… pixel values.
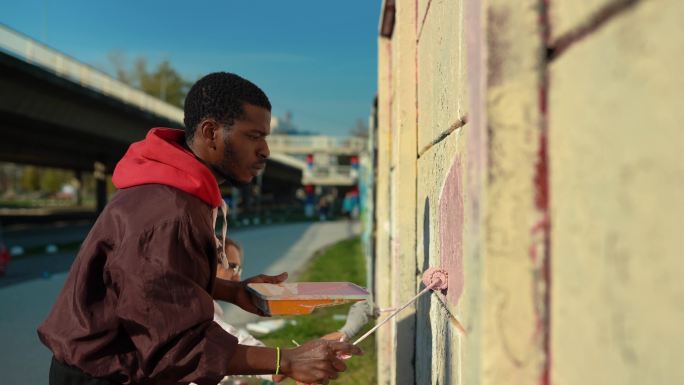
left=113, top=127, right=221, bottom=208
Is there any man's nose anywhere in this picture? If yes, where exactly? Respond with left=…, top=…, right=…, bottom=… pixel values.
left=259, top=140, right=270, bottom=160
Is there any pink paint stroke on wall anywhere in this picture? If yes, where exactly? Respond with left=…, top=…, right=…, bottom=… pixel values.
left=439, top=156, right=465, bottom=305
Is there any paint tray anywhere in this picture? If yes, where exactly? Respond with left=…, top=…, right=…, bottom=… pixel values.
left=247, top=282, right=369, bottom=316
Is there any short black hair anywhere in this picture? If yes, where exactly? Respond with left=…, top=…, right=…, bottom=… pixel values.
left=183, top=72, right=271, bottom=141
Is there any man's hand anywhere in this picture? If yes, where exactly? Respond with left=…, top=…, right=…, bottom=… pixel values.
left=238, top=272, right=288, bottom=315
left=321, top=331, right=347, bottom=342
left=213, top=272, right=288, bottom=316
left=280, top=339, right=363, bottom=384
left=243, top=272, right=289, bottom=285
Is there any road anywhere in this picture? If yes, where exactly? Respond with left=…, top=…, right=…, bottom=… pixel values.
left=0, top=220, right=358, bottom=385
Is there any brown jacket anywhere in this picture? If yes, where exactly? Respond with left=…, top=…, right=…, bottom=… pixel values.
left=38, top=183, right=238, bottom=385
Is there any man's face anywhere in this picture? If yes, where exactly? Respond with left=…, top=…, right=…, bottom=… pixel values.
left=212, top=103, right=271, bottom=186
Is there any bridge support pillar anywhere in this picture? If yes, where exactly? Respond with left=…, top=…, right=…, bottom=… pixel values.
left=74, top=170, right=83, bottom=206
left=94, top=162, right=107, bottom=215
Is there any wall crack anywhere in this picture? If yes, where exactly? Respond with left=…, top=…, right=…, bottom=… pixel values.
left=417, top=0, right=434, bottom=43
left=548, top=0, right=642, bottom=61
left=417, top=116, right=467, bottom=159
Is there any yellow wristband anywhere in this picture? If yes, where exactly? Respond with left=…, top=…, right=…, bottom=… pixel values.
left=275, top=347, right=281, bottom=375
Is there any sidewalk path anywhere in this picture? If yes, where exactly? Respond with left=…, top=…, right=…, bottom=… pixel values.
left=0, top=220, right=359, bottom=385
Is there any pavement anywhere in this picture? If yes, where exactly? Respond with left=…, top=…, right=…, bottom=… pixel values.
left=0, top=219, right=359, bottom=385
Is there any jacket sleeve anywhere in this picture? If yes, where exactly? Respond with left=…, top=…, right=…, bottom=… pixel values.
left=109, top=216, right=238, bottom=385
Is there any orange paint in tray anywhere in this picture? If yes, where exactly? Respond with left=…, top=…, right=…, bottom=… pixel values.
left=247, top=282, right=369, bottom=316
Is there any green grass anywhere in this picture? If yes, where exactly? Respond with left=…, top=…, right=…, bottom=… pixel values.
left=256, top=237, right=377, bottom=385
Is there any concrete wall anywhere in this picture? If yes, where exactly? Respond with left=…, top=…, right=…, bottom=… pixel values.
left=373, top=0, right=683, bottom=384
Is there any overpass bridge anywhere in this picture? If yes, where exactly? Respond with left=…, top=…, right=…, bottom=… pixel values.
left=0, top=26, right=182, bottom=173
left=268, top=131, right=367, bottom=186
left=267, top=135, right=366, bottom=156
left=0, top=25, right=305, bottom=217
left=268, top=134, right=366, bottom=186
left=0, top=24, right=366, bottom=224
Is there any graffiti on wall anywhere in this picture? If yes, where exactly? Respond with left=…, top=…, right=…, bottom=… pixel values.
left=438, top=156, right=465, bottom=305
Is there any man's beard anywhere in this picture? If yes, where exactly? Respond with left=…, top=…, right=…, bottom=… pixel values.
left=218, top=170, right=249, bottom=187
left=215, top=139, right=250, bottom=187
left=213, top=167, right=248, bottom=187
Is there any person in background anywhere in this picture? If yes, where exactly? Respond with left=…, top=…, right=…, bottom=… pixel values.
left=0, top=241, right=10, bottom=277
left=317, top=195, right=330, bottom=221
left=322, top=300, right=379, bottom=342
left=0, top=223, right=10, bottom=277
left=212, top=238, right=277, bottom=385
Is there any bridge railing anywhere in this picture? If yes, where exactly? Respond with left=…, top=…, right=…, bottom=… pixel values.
left=303, top=165, right=357, bottom=185
left=0, top=25, right=183, bottom=124
left=268, top=134, right=366, bottom=155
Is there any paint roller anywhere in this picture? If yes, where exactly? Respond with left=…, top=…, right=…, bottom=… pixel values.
left=294, top=268, right=465, bottom=385
left=352, top=267, right=466, bottom=347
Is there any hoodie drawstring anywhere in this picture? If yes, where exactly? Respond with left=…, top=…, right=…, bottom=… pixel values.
left=212, top=200, right=229, bottom=268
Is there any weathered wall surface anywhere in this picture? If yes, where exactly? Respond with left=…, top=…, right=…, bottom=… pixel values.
left=375, top=33, right=393, bottom=385
left=414, top=1, right=468, bottom=384
left=376, top=0, right=548, bottom=384
left=481, top=1, right=548, bottom=384
left=388, top=1, right=418, bottom=384
left=549, top=0, right=684, bottom=384
left=374, top=0, right=683, bottom=384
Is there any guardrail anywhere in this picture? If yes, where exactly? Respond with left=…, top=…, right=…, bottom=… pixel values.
left=303, top=165, right=357, bottom=185
left=268, top=134, right=366, bottom=155
left=0, top=24, right=183, bottom=124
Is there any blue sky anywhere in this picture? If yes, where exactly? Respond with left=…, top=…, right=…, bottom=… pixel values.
left=1, top=1, right=380, bottom=136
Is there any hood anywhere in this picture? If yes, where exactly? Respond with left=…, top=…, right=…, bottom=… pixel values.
left=112, top=127, right=221, bottom=208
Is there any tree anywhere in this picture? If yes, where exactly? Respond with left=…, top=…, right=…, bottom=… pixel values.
left=349, top=118, right=369, bottom=138
left=40, top=168, right=73, bottom=195
left=108, top=51, right=133, bottom=85
left=20, top=166, right=40, bottom=192
left=109, top=53, right=190, bottom=108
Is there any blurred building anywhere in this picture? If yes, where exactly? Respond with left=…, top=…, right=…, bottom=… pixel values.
left=268, top=111, right=369, bottom=219
left=371, top=0, right=683, bottom=384
left=269, top=112, right=367, bottom=187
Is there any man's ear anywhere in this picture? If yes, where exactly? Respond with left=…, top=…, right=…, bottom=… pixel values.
left=196, top=119, right=220, bottom=149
